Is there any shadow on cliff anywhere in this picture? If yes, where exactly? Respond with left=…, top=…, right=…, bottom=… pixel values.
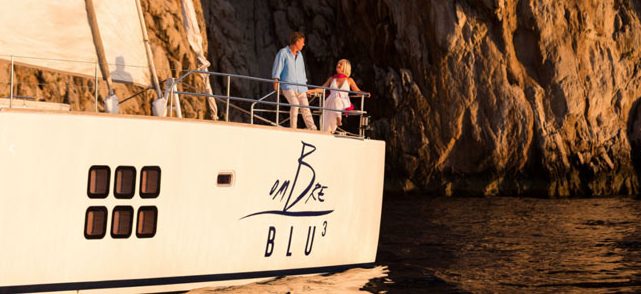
left=627, top=98, right=641, bottom=196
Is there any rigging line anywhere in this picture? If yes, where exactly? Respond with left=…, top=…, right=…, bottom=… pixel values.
left=118, top=87, right=154, bottom=104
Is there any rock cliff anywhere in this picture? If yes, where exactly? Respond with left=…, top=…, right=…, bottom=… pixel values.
left=5, top=1, right=641, bottom=197
left=202, top=0, right=641, bottom=197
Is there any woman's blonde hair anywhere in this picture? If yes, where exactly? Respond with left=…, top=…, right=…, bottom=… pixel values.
left=338, top=59, right=352, bottom=77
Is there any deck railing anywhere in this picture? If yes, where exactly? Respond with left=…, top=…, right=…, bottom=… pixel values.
left=172, top=70, right=371, bottom=138
left=2, top=54, right=118, bottom=112
left=1, top=56, right=371, bottom=138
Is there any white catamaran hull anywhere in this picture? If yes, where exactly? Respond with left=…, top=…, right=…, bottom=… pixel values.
left=0, top=109, right=385, bottom=293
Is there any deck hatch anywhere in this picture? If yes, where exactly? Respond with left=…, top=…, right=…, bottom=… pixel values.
left=136, top=206, right=158, bottom=238
left=114, top=166, right=136, bottom=199
left=87, top=166, right=110, bottom=198
left=111, top=206, right=134, bottom=238
left=84, top=206, right=108, bottom=239
left=140, top=166, right=161, bottom=198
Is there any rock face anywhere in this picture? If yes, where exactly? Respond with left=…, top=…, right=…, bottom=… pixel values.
left=5, top=1, right=641, bottom=197
left=201, top=0, right=641, bottom=197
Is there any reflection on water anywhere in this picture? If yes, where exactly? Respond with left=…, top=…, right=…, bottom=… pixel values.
left=375, top=196, right=641, bottom=293
left=189, top=196, right=641, bottom=293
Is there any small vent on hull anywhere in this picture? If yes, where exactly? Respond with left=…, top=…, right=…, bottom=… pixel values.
left=217, top=172, right=234, bottom=187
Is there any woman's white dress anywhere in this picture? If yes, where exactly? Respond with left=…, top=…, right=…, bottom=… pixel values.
left=321, top=78, right=351, bottom=133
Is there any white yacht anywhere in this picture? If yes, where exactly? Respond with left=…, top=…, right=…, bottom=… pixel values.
left=0, top=0, right=385, bottom=293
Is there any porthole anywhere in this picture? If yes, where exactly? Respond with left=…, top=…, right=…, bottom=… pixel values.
left=111, top=206, right=134, bottom=238
left=114, top=166, right=136, bottom=199
left=136, top=206, right=158, bottom=238
left=217, top=172, right=234, bottom=187
left=140, top=166, right=161, bottom=198
left=84, top=206, right=107, bottom=239
left=87, top=166, right=110, bottom=198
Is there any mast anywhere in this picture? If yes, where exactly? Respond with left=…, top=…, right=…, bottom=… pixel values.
left=85, top=0, right=114, bottom=97
left=135, top=0, right=163, bottom=99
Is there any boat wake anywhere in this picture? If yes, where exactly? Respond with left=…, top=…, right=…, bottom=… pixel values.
left=188, top=266, right=389, bottom=293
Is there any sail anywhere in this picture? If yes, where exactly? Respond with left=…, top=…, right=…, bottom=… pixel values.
left=0, top=0, right=150, bottom=86
left=181, top=0, right=218, bottom=119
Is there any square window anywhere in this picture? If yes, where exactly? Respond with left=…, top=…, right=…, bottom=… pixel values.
left=140, top=166, right=161, bottom=198
left=114, top=166, right=136, bottom=199
left=84, top=206, right=107, bottom=239
left=137, top=206, right=158, bottom=238
left=111, top=206, right=134, bottom=238
left=87, top=166, right=110, bottom=198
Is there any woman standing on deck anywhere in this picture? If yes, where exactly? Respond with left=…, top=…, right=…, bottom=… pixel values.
left=307, top=59, right=366, bottom=133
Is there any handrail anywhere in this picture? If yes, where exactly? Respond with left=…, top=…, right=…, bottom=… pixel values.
left=227, top=96, right=278, bottom=126
left=3, top=54, right=150, bottom=113
left=250, top=91, right=275, bottom=125
left=175, top=91, right=367, bottom=113
left=10, top=56, right=14, bottom=108
left=177, top=70, right=372, bottom=97
left=172, top=69, right=371, bottom=138
left=3, top=56, right=371, bottom=137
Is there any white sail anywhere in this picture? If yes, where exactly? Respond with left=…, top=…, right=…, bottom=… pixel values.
left=181, top=0, right=218, bottom=119
left=0, top=0, right=150, bottom=86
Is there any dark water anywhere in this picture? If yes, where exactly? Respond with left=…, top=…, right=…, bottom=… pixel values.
left=368, top=196, right=641, bottom=293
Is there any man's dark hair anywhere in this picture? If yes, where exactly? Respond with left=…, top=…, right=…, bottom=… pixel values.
left=289, top=32, right=305, bottom=45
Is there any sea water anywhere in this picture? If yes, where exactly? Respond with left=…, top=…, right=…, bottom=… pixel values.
left=191, top=196, right=641, bottom=293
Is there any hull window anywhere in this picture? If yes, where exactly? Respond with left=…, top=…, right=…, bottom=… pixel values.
left=111, top=206, right=134, bottom=238
left=140, top=166, right=161, bottom=198
left=114, top=166, right=136, bottom=199
left=84, top=206, right=108, bottom=239
left=217, top=172, right=234, bottom=187
left=87, top=166, right=110, bottom=198
left=137, top=206, right=158, bottom=238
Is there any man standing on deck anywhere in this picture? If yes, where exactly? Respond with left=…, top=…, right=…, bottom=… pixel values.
left=272, top=32, right=317, bottom=130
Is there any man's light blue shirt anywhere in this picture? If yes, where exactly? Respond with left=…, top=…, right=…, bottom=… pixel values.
left=271, top=46, right=308, bottom=92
